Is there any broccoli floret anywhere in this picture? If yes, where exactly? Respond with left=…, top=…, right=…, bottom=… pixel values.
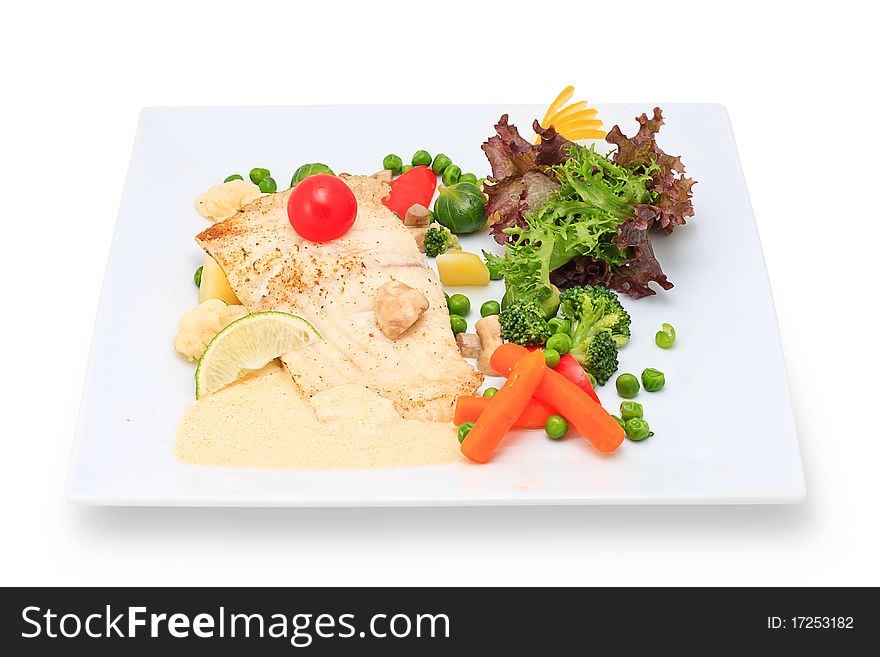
left=499, top=298, right=550, bottom=348
left=424, top=224, right=458, bottom=258
left=578, top=330, right=619, bottom=386
left=589, top=286, right=631, bottom=346
left=560, top=285, right=631, bottom=348
left=559, top=286, right=625, bottom=384
left=502, top=284, right=561, bottom=321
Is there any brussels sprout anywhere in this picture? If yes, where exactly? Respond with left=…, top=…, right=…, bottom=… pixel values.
left=433, top=182, right=487, bottom=234
left=290, top=163, right=335, bottom=188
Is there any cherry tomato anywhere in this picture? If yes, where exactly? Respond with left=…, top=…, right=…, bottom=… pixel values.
left=382, top=165, right=436, bottom=219
left=287, top=174, right=357, bottom=242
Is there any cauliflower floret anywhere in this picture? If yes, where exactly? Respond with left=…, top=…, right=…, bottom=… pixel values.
left=194, top=179, right=263, bottom=222
left=174, top=299, right=248, bottom=361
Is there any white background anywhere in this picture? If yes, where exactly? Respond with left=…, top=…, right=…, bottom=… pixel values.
left=1, top=0, right=877, bottom=586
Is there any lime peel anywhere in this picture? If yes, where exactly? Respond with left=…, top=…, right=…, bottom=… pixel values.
left=195, top=311, right=320, bottom=399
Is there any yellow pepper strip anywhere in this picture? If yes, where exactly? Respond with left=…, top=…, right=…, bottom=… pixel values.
left=553, top=117, right=604, bottom=131
left=566, top=128, right=607, bottom=140
left=545, top=101, right=589, bottom=125
left=540, top=86, right=574, bottom=128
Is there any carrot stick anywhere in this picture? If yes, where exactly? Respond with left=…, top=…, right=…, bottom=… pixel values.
left=460, top=349, right=547, bottom=464
left=454, top=395, right=557, bottom=429
left=490, top=344, right=624, bottom=454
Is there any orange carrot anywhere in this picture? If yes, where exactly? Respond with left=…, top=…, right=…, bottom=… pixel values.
left=454, top=395, right=557, bottom=430
left=460, top=349, right=546, bottom=463
left=490, top=344, right=625, bottom=454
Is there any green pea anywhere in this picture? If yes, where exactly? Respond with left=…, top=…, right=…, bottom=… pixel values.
left=547, top=318, right=570, bottom=335
left=620, top=401, right=644, bottom=421
left=543, top=348, right=561, bottom=368
left=444, top=291, right=450, bottom=305
left=480, top=300, right=501, bottom=317
left=545, top=414, right=569, bottom=440
left=450, top=314, right=467, bottom=335
left=641, top=368, right=666, bottom=392
left=400, top=164, right=413, bottom=174
left=611, top=415, right=625, bottom=430
left=458, top=172, right=478, bottom=184
left=441, top=164, right=461, bottom=186
left=249, top=167, right=271, bottom=184
left=194, top=266, right=203, bottom=287
left=447, top=293, right=471, bottom=316
left=546, top=333, right=571, bottom=355
left=656, top=322, right=676, bottom=349
left=482, top=387, right=498, bottom=398
left=616, top=373, right=640, bottom=399
left=431, top=153, right=452, bottom=174
left=485, top=259, right=503, bottom=281
left=625, top=418, right=652, bottom=441
left=258, top=176, right=277, bottom=193
left=588, top=373, right=598, bottom=388
left=383, top=154, right=403, bottom=173
left=458, top=422, right=475, bottom=443
left=412, top=150, right=432, bottom=167
left=224, top=174, right=243, bottom=183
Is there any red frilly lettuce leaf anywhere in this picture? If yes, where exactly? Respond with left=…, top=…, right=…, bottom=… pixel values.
left=606, top=107, right=696, bottom=234
left=482, top=116, right=572, bottom=243
left=549, top=219, right=673, bottom=298
left=532, top=121, right=575, bottom=167
left=482, top=114, right=535, bottom=179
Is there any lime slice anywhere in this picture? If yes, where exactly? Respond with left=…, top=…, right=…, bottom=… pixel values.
left=195, top=312, right=320, bottom=399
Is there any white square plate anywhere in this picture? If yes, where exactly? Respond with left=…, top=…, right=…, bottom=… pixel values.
left=67, top=104, right=804, bottom=506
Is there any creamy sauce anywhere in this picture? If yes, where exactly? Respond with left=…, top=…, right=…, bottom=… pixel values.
left=175, top=365, right=462, bottom=470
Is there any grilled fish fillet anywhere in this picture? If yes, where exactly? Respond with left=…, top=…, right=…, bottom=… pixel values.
left=196, top=176, right=483, bottom=421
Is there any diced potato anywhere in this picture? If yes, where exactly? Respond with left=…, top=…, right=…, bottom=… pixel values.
left=436, top=251, right=489, bottom=286
left=198, top=255, right=240, bottom=305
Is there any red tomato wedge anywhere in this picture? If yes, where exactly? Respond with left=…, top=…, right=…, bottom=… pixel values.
left=555, top=354, right=601, bottom=405
left=382, top=166, right=436, bottom=219
left=526, top=347, right=600, bottom=405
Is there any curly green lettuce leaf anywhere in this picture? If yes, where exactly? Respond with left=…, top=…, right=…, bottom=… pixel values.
left=485, top=107, right=695, bottom=298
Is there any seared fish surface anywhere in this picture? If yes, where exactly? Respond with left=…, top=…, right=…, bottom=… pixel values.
left=196, top=176, right=482, bottom=421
